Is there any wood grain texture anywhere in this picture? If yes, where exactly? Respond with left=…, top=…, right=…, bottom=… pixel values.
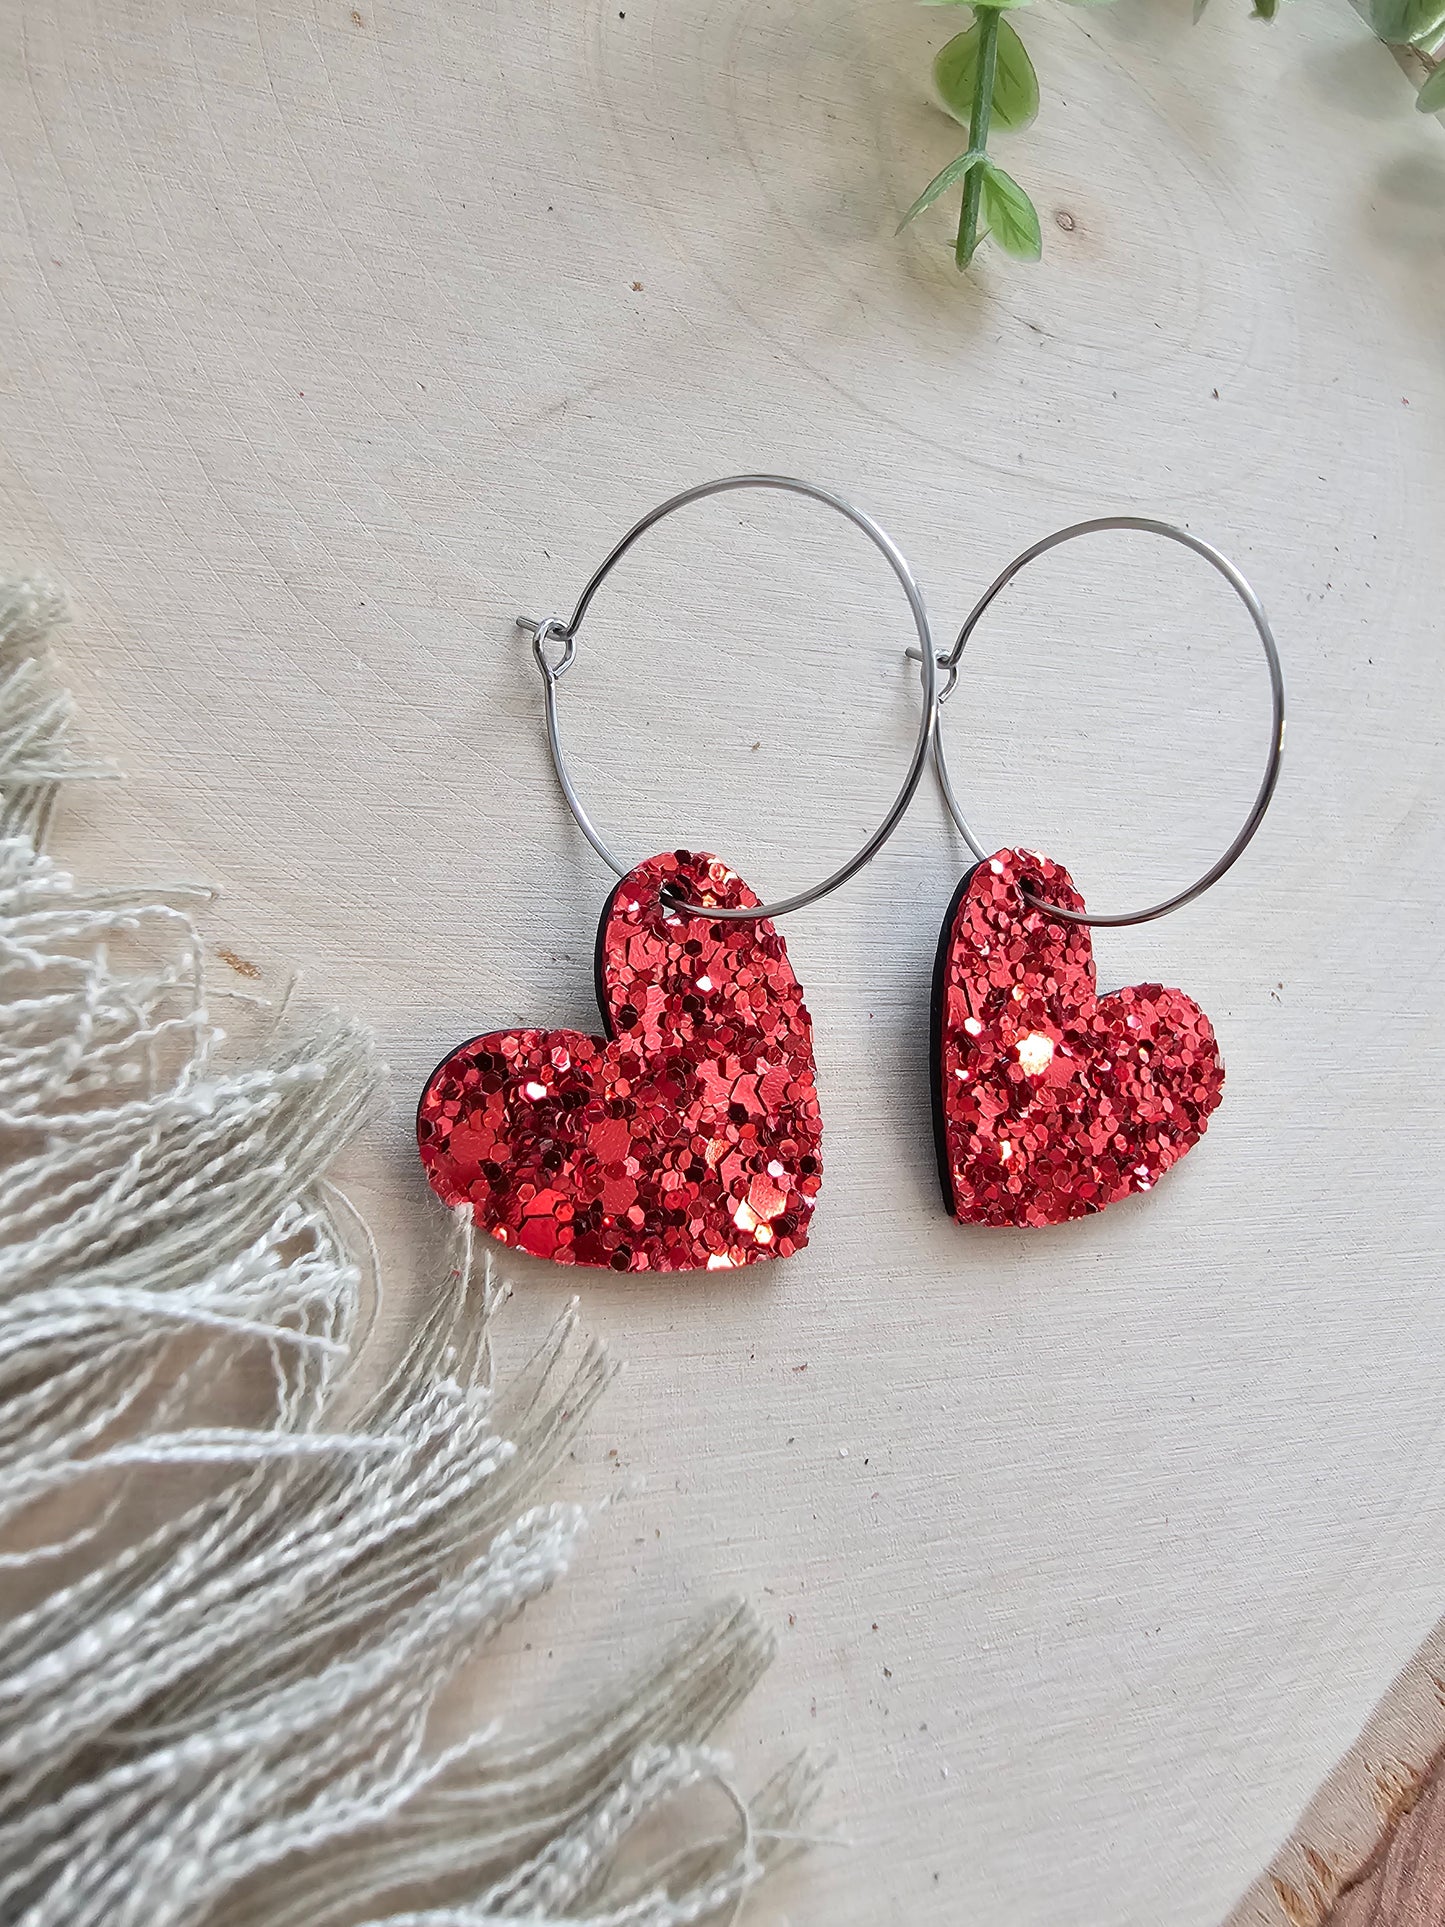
left=3, top=2, right=1445, bottom=1921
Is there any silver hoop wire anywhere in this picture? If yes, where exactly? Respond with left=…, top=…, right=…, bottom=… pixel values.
left=516, top=474, right=939, bottom=922
left=918, top=516, right=1285, bottom=929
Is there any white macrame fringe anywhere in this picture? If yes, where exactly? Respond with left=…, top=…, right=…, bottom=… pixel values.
left=0, top=581, right=820, bottom=1926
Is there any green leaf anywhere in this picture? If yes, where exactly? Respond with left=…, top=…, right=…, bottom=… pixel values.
left=1368, top=0, right=1445, bottom=44
left=933, top=22, right=981, bottom=116
left=986, top=18, right=1039, bottom=124
left=934, top=16, right=1039, bottom=129
left=979, top=161, right=1042, bottom=259
left=896, top=148, right=984, bottom=232
left=1418, top=59, right=1445, bottom=106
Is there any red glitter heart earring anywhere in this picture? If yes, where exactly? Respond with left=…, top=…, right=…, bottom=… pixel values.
left=916, top=518, right=1286, bottom=1228
left=418, top=474, right=940, bottom=1273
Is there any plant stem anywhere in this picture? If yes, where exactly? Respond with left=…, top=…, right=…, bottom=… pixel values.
left=957, top=5, right=1000, bottom=267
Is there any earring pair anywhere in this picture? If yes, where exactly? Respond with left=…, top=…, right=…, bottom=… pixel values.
left=417, top=476, right=1284, bottom=1272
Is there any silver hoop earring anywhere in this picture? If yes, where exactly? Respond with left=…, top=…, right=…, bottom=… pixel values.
left=518, top=472, right=939, bottom=920
left=916, top=517, right=1285, bottom=1230
left=418, top=474, right=940, bottom=1273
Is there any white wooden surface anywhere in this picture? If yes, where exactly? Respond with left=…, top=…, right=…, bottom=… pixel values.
left=4, top=2, right=1445, bottom=1920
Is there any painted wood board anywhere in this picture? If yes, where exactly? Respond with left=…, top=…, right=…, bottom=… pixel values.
left=3, top=1, right=1445, bottom=1920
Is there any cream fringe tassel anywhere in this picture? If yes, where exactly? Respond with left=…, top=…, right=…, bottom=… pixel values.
left=0, top=579, right=820, bottom=1927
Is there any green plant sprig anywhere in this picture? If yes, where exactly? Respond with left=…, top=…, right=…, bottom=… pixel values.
left=1367, top=0, right=1445, bottom=111
left=901, top=0, right=1445, bottom=277
left=898, top=0, right=1049, bottom=268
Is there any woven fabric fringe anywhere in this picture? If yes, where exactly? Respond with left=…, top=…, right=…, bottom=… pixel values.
left=0, top=579, right=818, bottom=1927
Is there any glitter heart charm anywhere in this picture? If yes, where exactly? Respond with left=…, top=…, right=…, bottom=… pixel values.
left=932, top=848, right=1225, bottom=1227
left=417, top=851, right=823, bottom=1272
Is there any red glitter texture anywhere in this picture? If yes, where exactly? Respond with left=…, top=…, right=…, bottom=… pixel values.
left=417, top=850, right=822, bottom=1272
left=934, top=848, right=1224, bottom=1227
